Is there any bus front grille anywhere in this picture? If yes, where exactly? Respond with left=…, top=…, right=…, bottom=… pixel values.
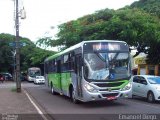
left=99, top=88, right=120, bottom=91
left=94, top=82, right=124, bottom=87
left=102, top=93, right=119, bottom=97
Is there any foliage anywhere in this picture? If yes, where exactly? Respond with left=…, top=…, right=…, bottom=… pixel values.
left=0, top=33, right=55, bottom=74
left=147, top=41, right=160, bottom=64
left=0, top=34, right=14, bottom=72
left=130, top=0, right=160, bottom=18
left=36, top=0, right=160, bottom=64
left=35, top=37, right=53, bottom=49
left=51, top=8, right=160, bottom=57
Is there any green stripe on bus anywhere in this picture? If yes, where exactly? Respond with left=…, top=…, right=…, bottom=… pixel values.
left=110, top=80, right=129, bottom=90
left=48, top=72, right=71, bottom=91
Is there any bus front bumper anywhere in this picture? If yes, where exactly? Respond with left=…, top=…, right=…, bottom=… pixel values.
left=81, top=88, right=132, bottom=102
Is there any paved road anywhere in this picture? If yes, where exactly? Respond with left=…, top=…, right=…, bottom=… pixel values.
left=24, top=84, right=160, bottom=120
left=0, top=81, right=42, bottom=88
left=2, top=82, right=159, bottom=119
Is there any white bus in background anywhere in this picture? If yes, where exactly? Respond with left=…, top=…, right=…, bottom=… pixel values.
left=27, top=67, right=41, bottom=82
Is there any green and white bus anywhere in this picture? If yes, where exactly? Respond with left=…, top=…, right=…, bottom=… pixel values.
left=44, top=40, right=132, bottom=103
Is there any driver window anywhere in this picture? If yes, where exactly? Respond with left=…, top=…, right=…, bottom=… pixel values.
left=139, top=77, right=147, bottom=85
left=85, top=53, right=105, bottom=71
left=133, top=76, right=139, bottom=83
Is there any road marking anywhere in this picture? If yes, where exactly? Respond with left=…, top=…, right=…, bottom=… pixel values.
left=23, top=89, right=48, bottom=120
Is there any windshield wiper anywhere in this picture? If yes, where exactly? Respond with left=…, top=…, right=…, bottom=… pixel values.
left=98, top=52, right=109, bottom=69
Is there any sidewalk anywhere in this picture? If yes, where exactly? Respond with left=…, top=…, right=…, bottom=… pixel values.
left=0, top=82, right=44, bottom=120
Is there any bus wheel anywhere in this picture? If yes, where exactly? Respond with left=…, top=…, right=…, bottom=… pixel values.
left=71, top=87, right=79, bottom=104
left=51, top=84, right=56, bottom=95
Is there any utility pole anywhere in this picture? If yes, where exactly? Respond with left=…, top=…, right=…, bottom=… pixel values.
left=15, top=0, right=21, bottom=92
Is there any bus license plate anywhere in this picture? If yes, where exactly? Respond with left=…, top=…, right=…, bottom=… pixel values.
left=107, top=96, right=116, bottom=100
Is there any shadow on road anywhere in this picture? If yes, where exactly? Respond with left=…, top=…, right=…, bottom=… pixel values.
left=44, top=88, right=127, bottom=108
left=131, top=96, right=160, bottom=104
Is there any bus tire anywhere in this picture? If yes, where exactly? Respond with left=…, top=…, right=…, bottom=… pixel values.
left=70, top=86, right=79, bottom=104
left=51, top=83, right=57, bottom=95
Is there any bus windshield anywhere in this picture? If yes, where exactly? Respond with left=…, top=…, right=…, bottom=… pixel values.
left=28, top=68, right=41, bottom=77
left=84, top=52, right=130, bottom=81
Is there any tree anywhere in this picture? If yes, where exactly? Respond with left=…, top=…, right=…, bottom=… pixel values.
left=147, top=41, right=160, bottom=64
left=0, top=34, right=15, bottom=73
left=44, top=8, right=160, bottom=57
left=113, top=8, right=160, bottom=57
left=130, top=0, right=160, bottom=18
left=0, top=33, right=55, bottom=73
left=36, top=0, right=160, bottom=63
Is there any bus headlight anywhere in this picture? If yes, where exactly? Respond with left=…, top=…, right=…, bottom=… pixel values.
left=121, top=82, right=132, bottom=91
left=84, top=83, right=97, bottom=93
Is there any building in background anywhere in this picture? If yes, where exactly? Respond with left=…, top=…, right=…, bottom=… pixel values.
left=131, top=52, right=159, bottom=76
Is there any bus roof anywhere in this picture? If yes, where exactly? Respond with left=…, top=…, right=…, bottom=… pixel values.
left=45, top=40, right=127, bottom=62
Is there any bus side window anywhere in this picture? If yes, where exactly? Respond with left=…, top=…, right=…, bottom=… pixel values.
left=44, top=62, right=48, bottom=74
left=71, top=56, right=75, bottom=71
left=70, top=51, right=75, bottom=70
left=75, top=54, right=82, bottom=76
left=57, top=60, right=61, bottom=73
left=63, top=54, right=69, bottom=71
left=68, top=53, right=75, bottom=71
left=75, top=56, right=77, bottom=74
left=52, top=60, right=56, bottom=73
left=48, top=61, right=52, bottom=73
left=62, top=53, right=75, bottom=72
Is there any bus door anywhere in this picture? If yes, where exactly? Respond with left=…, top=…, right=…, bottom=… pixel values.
left=75, top=54, right=83, bottom=97
left=57, top=60, right=62, bottom=92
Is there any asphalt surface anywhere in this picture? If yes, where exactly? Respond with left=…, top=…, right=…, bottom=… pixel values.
left=24, top=84, right=160, bottom=120
left=1, top=81, right=159, bottom=120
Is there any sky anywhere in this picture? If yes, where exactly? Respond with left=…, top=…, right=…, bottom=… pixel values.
left=0, top=0, right=138, bottom=43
